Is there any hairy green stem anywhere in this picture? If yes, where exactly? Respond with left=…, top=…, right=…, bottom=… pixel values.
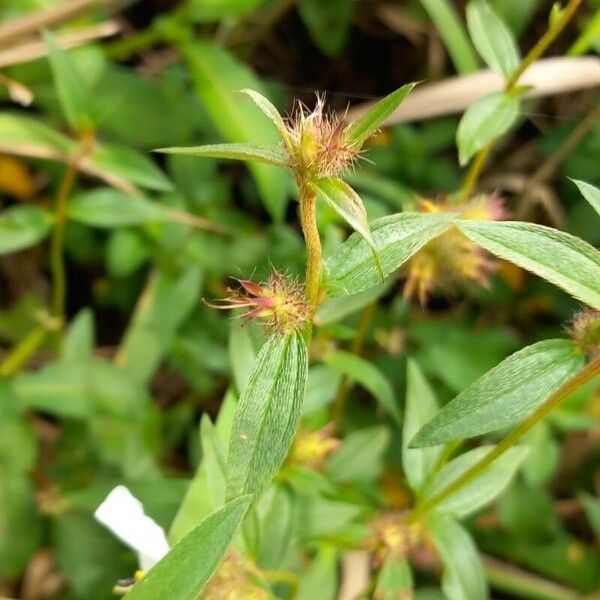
left=459, top=0, right=584, bottom=200
left=299, top=187, right=321, bottom=343
left=407, top=356, right=600, bottom=524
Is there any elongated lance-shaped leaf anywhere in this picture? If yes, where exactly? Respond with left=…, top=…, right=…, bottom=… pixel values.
left=240, top=89, right=292, bottom=150
left=345, top=82, right=418, bottom=148
left=572, top=179, right=600, bottom=218
left=411, top=339, right=585, bottom=447
left=154, top=143, right=288, bottom=168
left=312, top=176, right=383, bottom=280
left=43, top=31, right=93, bottom=132
left=466, top=0, right=520, bottom=78
left=0, top=206, right=53, bottom=255
left=423, top=445, right=528, bottom=518
left=428, top=513, right=487, bottom=600
left=457, top=220, right=600, bottom=310
left=126, top=496, right=251, bottom=600
left=227, top=332, right=308, bottom=499
left=325, top=212, right=454, bottom=296
left=402, top=361, right=444, bottom=493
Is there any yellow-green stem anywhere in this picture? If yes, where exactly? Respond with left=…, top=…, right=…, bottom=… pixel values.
left=299, top=187, right=321, bottom=343
left=407, top=356, right=600, bottom=524
left=49, top=161, right=78, bottom=327
left=0, top=326, right=47, bottom=378
left=459, top=0, right=584, bottom=200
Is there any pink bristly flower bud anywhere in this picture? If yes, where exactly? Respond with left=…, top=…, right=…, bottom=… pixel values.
left=207, top=271, right=311, bottom=334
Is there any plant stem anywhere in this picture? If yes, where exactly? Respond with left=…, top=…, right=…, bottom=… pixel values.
left=505, top=0, right=584, bottom=90
left=482, top=555, right=581, bottom=600
left=0, top=326, right=46, bottom=378
left=330, top=301, right=376, bottom=425
left=459, top=0, right=584, bottom=200
left=407, top=356, right=600, bottom=524
left=299, top=187, right=322, bottom=342
left=49, top=160, right=78, bottom=328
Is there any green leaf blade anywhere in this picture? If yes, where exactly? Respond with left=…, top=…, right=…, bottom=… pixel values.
left=226, top=332, right=308, bottom=499
left=428, top=513, right=488, bottom=600
left=155, top=143, right=288, bottom=168
left=457, top=220, right=600, bottom=310
left=402, top=361, right=444, bottom=493
left=181, top=40, right=290, bottom=221
left=345, top=83, right=418, bottom=149
left=0, top=206, right=53, bottom=255
left=412, top=339, right=585, bottom=446
left=312, top=176, right=383, bottom=280
left=466, top=0, right=520, bottom=78
left=325, top=212, right=453, bottom=296
left=324, top=351, right=400, bottom=424
left=425, top=445, right=528, bottom=518
left=126, top=496, right=251, bottom=600
left=457, top=92, right=520, bottom=165
left=43, top=31, right=93, bottom=132
left=572, top=179, right=600, bottom=218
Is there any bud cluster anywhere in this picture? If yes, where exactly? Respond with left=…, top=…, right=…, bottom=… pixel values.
left=567, top=309, right=600, bottom=359
left=404, top=194, right=506, bottom=303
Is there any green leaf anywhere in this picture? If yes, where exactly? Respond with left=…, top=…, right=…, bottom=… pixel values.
left=180, top=40, right=289, bottom=221
left=127, top=496, right=251, bottom=600
left=323, top=351, right=400, bottom=423
left=296, top=546, right=338, bottom=600
left=412, top=339, right=584, bottom=446
left=63, top=309, right=95, bottom=362
left=68, top=189, right=167, bottom=228
left=240, top=89, right=291, bottom=147
left=326, top=426, right=390, bottom=482
left=256, top=484, right=294, bottom=569
left=325, top=212, right=453, bottom=296
left=43, top=31, right=92, bottom=132
left=457, top=220, right=600, bottom=309
left=345, top=83, right=417, bottom=148
left=155, top=143, right=287, bottom=168
left=402, top=361, right=444, bottom=493
left=169, top=416, right=227, bottom=544
left=226, top=332, right=308, bottom=499
left=428, top=512, right=487, bottom=600
left=376, top=557, right=413, bottom=600
left=228, top=321, right=257, bottom=392
left=466, top=0, right=520, bottom=78
left=419, top=0, right=479, bottom=74
left=0, top=112, right=74, bottom=156
left=298, top=0, right=357, bottom=57
left=572, top=179, right=600, bottom=218
left=312, top=176, right=383, bottom=279
left=423, top=445, right=528, bottom=517
left=457, top=92, right=520, bottom=165
left=116, top=267, right=203, bottom=384
left=315, top=283, right=389, bottom=325
left=0, top=206, right=53, bottom=255
left=189, top=0, right=264, bottom=22
left=580, top=493, right=600, bottom=540
left=90, top=144, right=173, bottom=192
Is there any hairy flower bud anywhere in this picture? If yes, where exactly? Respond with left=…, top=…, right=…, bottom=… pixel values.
left=567, top=309, right=600, bottom=359
left=286, top=95, right=359, bottom=180
left=207, top=270, right=311, bottom=334
left=404, top=194, right=506, bottom=303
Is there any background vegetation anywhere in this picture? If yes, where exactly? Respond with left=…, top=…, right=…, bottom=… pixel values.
left=0, top=0, right=600, bottom=599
